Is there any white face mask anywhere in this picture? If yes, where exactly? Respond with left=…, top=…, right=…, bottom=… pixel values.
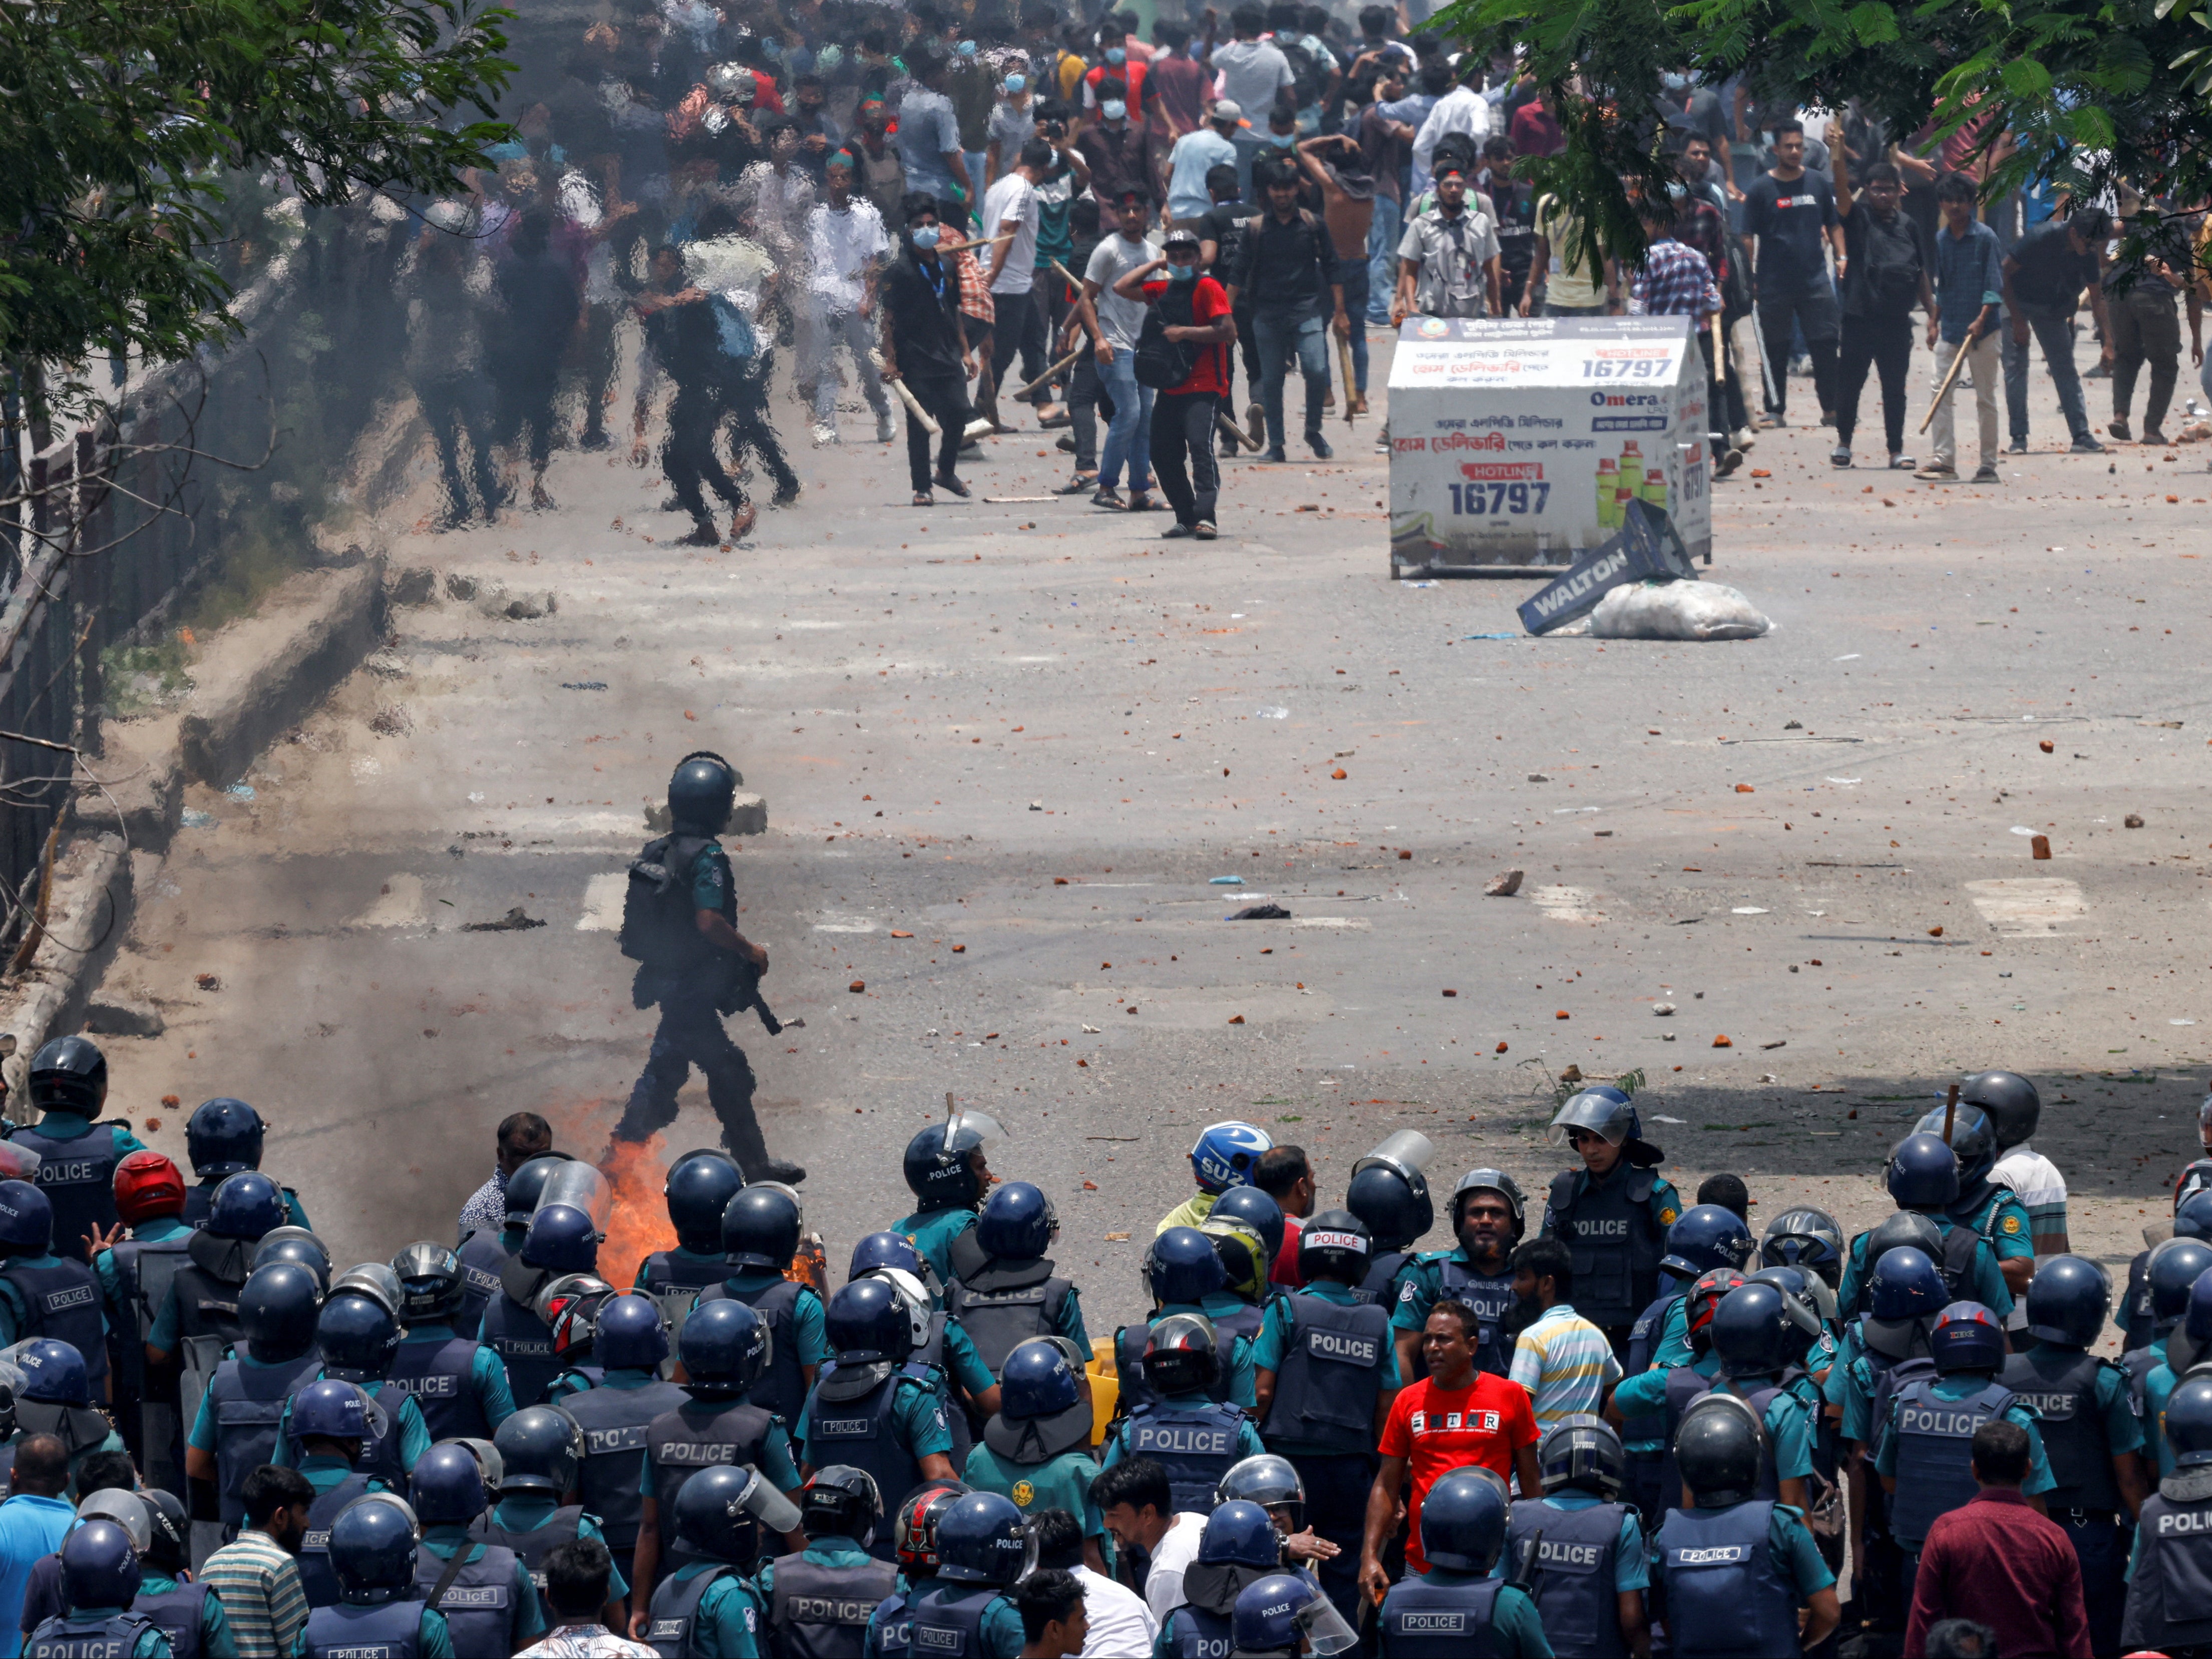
left=1101, top=98, right=1127, bottom=121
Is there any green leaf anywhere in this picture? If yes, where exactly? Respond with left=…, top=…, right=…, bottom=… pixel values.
left=1848, top=1, right=1901, bottom=41
left=2000, top=57, right=2054, bottom=96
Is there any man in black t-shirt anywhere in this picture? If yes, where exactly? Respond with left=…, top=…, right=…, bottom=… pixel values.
left=1827, top=130, right=1931, bottom=470
left=2000, top=208, right=2114, bottom=453
left=1198, top=162, right=1263, bottom=439
left=2099, top=201, right=2202, bottom=444
left=879, top=192, right=978, bottom=504
left=1741, top=118, right=1843, bottom=425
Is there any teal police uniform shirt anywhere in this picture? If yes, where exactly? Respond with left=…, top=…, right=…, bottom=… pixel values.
left=288, top=1606, right=452, bottom=1657
left=298, top=1453, right=389, bottom=1498
left=37, top=1605, right=171, bottom=1658
left=1617, top=1336, right=1714, bottom=1455
left=2146, top=1355, right=2192, bottom=1476
left=392, top=1323, right=518, bottom=1429
left=1151, top=1300, right=1259, bottom=1407
left=139, top=1570, right=241, bottom=1659
left=188, top=1359, right=310, bottom=1452
left=1376, top=1573, right=1552, bottom=1658
left=1836, top=1219, right=2014, bottom=1321
left=1388, top=1247, right=1517, bottom=1339
left=1102, top=1390, right=1267, bottom=1469
left=707, top=1270, right=833, bottom=1366
left=892, top=1207, right=980, bottom=1299
left=662, top=1560, right=766, bottom=1658
left=962, top=1443, right=1108, bottom=1536
left=417, top=1525, right=546, bottom=1649
left=1254, top=1282, right=1403, bottom=1454
left=1875, top=1375, right=2054, bottom=1493
left=1952, top=1186, right=2035, bottom=1262
left=646, top=1413, right=805, bottom=1492
left=271, top=1379, right=431, bottom=1474
left=490, top=1496, right=630, bottom=1599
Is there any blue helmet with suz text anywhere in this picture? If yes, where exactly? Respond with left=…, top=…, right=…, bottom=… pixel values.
left=665, top=1151, right=745, bottom=1254
left=1660, top=1204, right=1754, bottom=1280
left=1145, top=1226, right=1227, bottom=1307
left=1867, top=1245, right=1948, bottom=1322
left=1190, top=1121, right=1271, bottom=1194
left=975, top=1182, right=1057, bottom=1261
left=1885, top=1133, right=1961, bottom=1209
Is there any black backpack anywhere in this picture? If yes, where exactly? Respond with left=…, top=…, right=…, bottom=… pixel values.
left=1134, top=282, right=1199, bottom=390
left=618, top=834, right=716, bottom=972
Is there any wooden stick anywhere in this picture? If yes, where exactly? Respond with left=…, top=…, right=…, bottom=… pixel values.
left=1941, top=1081, right=1960, bottom=1144
left=1337, top=332, right=1357, bottom=426
left=937, top=231, right=1017, bottom=255
left=1918, top=334, right=1974, bottom=436
left=870, top=350, right=940, bottom=436
left=1011, top=345, right=1084, bottom=402
left=1216, top=408, right=1246, bottom=450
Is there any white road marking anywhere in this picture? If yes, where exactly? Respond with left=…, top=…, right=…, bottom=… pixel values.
left=813, top=913, right=877, bottom=933
left=577, top=872, right=627, bottom=932
left=1965, top=878, right=2087, bottom=935
left=351, top=874, right=425, bottom=929
left=1532, top=885, right=1605, bottom=923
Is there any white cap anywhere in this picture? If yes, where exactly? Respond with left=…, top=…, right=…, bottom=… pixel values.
left=1211, top=99, right=1243, bottom=125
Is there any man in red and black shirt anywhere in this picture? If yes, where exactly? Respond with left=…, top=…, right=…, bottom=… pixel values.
left=1112, top=224, right=1236, bottom=537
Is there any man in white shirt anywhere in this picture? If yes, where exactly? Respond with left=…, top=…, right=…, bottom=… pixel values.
left=1029, top=1506, right=1159, bottom=1659
left=1166, top=101, right=1242, bottom=224
left=800, top=155, right=895, bottom=445
left=1206, top=3, right=1293, bottom=195
left=979, top=136, right=1049, bottom=428
left=1092, top=1457, right=1206, bottom=1625
left=1410, top=62, right=1493, bottom=196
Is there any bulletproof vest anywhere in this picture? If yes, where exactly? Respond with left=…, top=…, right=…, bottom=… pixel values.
left=869, top=1584, right=924, bottom=1659
left=1507, top=1498, right=1629, bottom=1659
left=696, top=1277, right=808, bottom=1422
left=134, top=1579, right=209, bottom=1659
left=1167, top=1606, right=1234, bottom=1659
left=1259, top=1293, right=1391, bottom=1454
left=647, top=1394, right=778, bottom=1567
left=0, top=1254, right=109, bottom=1397
left=1357, top=1249, right=1410, bottom=1305
left=1863, top=1346, right=1937, bottom=1464
left=387, top=1334, right=490, bottom=1443
left=1207, top=1298, right=1267, bottom=1347
left=108, top=1234, right=190, bottom=1409
left=770, top=1552, right=900, bottom=1659
left=1660, top=1372, right=1784, bottom=1510
left=1378, top=1574, right=1509, bottom=1659
left=2000, top=1347, right=2123, bottom=1513
left=645, top=1564, right=733, bottom=1658
left=1655, top=1500, right=1802, bottom=1658
left=1123, top=1399, right=1246, bottom=1515
left=1889, top=1377, right=2018, bottom=1546
left=469, top=1505, right=584, bottom=1591
left=206, top=1349, right=322, bottom=1524
left=454, top=1228, right=511, bottom=1336
left=1437, top=1255, right=1520, bottom=1378
left=479, top=1290, right=560, bottom=1408
left=23, top=1611, right=159, bottom=1659
left=2125, top=1343, right=2163, bottom=1418
left=2121, top=1490, right=2212, bottom=1653
left=910, top=1583, right=1004, bottom=1657
left=5, top=1121, right=122, bottom=1263
left=1933, top=1221, right=1982, bottom=1302
left=562, top=1374, right=688, bottom=1549
left=945, top=1252, right=1074, bottom=1376
left=804, top=1364, right=935, bottom=1560
left=639, top=1251, right=723, bottom=1346
left=413, top=1541, right=517, bottom=1657
left=910, top=1314, right=973, bottom=1474
left=302, top=1598, right=423, bottom=1659
left=298, top=1470, right=379, bottom=1607
left=1545, top=1165, right=1663, bottom=1329
left=624, top=833, right=725, bottom=977
left=168, top=1230, right=255, bottom=1356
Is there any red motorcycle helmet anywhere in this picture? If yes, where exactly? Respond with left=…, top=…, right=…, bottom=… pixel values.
left=893, top=1480, right=971, bottom=1572
left=114, top=1150, right=187, bottom=1225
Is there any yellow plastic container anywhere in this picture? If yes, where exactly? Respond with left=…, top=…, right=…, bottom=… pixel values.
left=1086, top=1338, right=1121, bottom=1446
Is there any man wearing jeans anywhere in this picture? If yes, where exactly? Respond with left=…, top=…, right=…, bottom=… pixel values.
left=1920, top=171, right=2005, bottom=483
left=1227, top=155, right=1346, bottom=462
left=1741, top=119, right=1842, bottom=426
left=1082, top=187, right=1162, bottom=510
left=2001, top=207, right=2112, bottom=454
left=1116, top=226, right=1237, bottom=538
left=800, top=157, right=896, bottom=446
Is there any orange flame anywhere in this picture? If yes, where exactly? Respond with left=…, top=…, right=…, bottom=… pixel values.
left=596, top=1135, right=678, bottom=1290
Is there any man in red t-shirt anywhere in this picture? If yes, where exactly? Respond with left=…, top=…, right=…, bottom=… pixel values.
left=1111, top=224, right=1236, bottom=537
left=1357, top=1300, right=1542, bottom=1601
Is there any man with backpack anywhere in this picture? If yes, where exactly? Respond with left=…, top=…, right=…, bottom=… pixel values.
left=613, top=753, right=806, bottom=1185
left=1114, top=225, right=1237, bottom=538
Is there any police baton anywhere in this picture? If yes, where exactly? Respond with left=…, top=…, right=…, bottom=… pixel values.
left=1510, top=1529, right=1544, bottom=1593
left=1941, top=1080, right=1960, bottom=1143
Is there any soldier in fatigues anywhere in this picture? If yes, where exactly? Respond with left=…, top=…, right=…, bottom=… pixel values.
left=2123, top=1372, right=2212, bottom=1657
left=1540, top=1090, right=1683, bottom=1358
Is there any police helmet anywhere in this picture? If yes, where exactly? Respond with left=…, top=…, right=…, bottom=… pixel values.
left=850, top=1231, right=943, bottom=1301
left=1884, top=1133, right=1962, bottom=1209
left=592, top=1293, right=671, bottom=1372
left=521, top=1204, right=600, bottom=1276
left=2177, top=1190, right=2212, bottom=1243
left=1683, top=1268, right=1747, bottom=1353
left=824, top=1277, right=918, bottom=1368
left=1345, top=1162, right=1432, bottom=1253
left=411, top=1442, right=489, bottom=1526
left=238, top=1262, right=324, bottom=1359
left=1445, top=1169, right=1524, bottom=1240
left=1192, top=1500, right=1278, bottom=1573
left=1295, top=1210, right=1373, bottom=1284
left=184, top=1096, right=263, bottom=1177
left=330, top=1264, right=402, bottom=1320
left=76, top=1489, right=152, bottom=1554
left=902, top=1112, right=1004, bottom=1209
left=680, top=1296, right=774, bottom=1391
left=28, top=1035, right=107, bottom=1116
left=665, top=1151, right=745, bottom=1255
left=1746, top=1265, right=1832, bottom=1347
left=0, top=1181, right=52, bottom=1255
left=390, top=1241, right=462, bottom=1323
left=801, top=1466, right=884, bottom=1546
left=934, top=1491, right=1034, bottom=1587
left=1537, top=1414, right=1627, bottom=1501
left=2023, top=1255, right=2109, bottom=1349
left=290, top=1378, right=371, bottom=1445
left=1913, top=1104, right=1997, bottom=1191
left=893, top=1480, right=971, bottom=1572
left=2183, top=1155, right=2212, bottom=1213
left=142, top=1489, right=189, bottom=1574
left=113, top=1151, right=187, bottom=1226
left=976, top=1182, right=1057, bottom=1261
left=317, top=1291, right=401, bottom=1378
left=1140, top=1312, right=1222, bottom=1396
left=1960, top=1070, right=2041, bottom=1151
left=13, top=1338, right=87, bottom=1406
left=495, top=1405, right=586, bottom=1494
left=59, top=1519, right=140, bottom=1612
left=1202, top=1216, right=1272, bottom=1305
left=1418, top=1467, right=1509, bottom=1574
left=668, top=750, right=740, bottom=831
left=539, top=1274, right=615, bottom=1371
left=1231, top=1571, right=1345, bottom=1658
left=1210, top=1186, right=1285, bottom=1266
left=330, top=1494, right=422, bottom=1601
left=503, top=1154, right=574, bottom=1228
left=2171, top=1375, right=2212, bottom=1468
left=1863, top=1210, right=1946, bottom=1284
left=722, top=1183, right=804, bottom=1271
left=1867, top=1245, right=1949, bottom=1322
left=674, top=1463, right=802, bottom=1562
left=1216, top=1454, right=1305, bottom=1533
left=1674, top=1393, right=1765, bottom=1507
left=1660, top=1204, right=1755, bottom=1280
left=999, top=1338, right=1081, bottom=1421
left=1760, top=1206, right=1847, bottom=1289
left=2149, top=1238, right=2212, bottom=1331
left=1190, top=1121, right=1272, bottom=1195
left=2173, top=1272, right=2212, bottom=1375
left=1548, top=1089, right=1640, bottom=1149
left=1145, top=1226, right=1228, bottom=1307
left=1929, top=1302, right=2007, bottom=1374
left=1711, top=1281, right=1813, bottom=1378
left=208, top=1171, right=287, bottom=1241
left=254, top=1228, right=332, bottom=1294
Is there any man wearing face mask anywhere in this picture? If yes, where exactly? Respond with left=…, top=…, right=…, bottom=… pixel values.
left=1075, top=77, right=1164, bottom=215
left=1390, top=1171, right=1527, bottom=1385
left=879, top=195, right=979, bottom=506
left=1080, top=24, right=1147, bottom=126
left=985, top=67, right=1035, bottom=188
left=1112, top=224, right=1237, bottom=538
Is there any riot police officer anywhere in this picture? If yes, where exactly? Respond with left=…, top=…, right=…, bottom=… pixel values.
left=290, top=1379, right=395, bottom=1608
left=850, top=1231, right=1001, bottom=1459
left=1540, top=1090, right=1683, bottom=1355
left=908, top=1491, right=1028, bottom=1659
left=468, top=1405, right=632, bottom=1622
left=23, top=1518, right=167, bottom=1658
left=1603, top=1265, right=1742, bottom=1524
left=1657, top=1281, right=1819, bottom=1514
left=1154, top=1500, right=1283, bottom=1658
left=691, top=1182, right=827, bottom=1424
left=635, top=1464, right=788, bottom=1653
left=1911, top=1102, right=2035, bottom=1305
left=481, top=1203, right=600, bottom=1408
left=388, top=1241, right=516, bottom=1442
left=300, top=1496, right=454, bottom=1659
left=409, top=1442, right=546, bottom=1655
left=184, top=1262, right=324, bottom=1530
left=1973, top=1069, right=2066, bottom=1253
left=633, top=1149, right=744, bottom=1330
left=1759, top=1207, right=1846, bottom=1315
left=1201, top=1190, right=1282, bottom=1346
left=2146, top=1268, right=2212, bottom=1481
left=96, top=1151, right=194, bottom=1490
left=178, top=1097, right=310, bottom=1232
left=1378, top=1469, right=1548, bottom=1657
left=4, top=1035, right=146, bottom=1263
left=962, top=1339, right=1108, bottom=1568
left=864, top=1480, right=972, bottom=1656
left=1343, top=1134, right=1435, bottom=1305
left=1999, top=1253, right=2145, bottom=1655
left=1835, top=1134, right=2015, bottom=1321
left=612, top=751, right=806, bottom=1185
left=944, top=1181, right=1088, bottom=1376
left=549, top=1293, right=685, bottom=1581
left=2124, top=1192, right=2212, bottom=1357
left=12, top=1339, right=126, bottom=1482
left=1100, top=1316, right=1266, bottom=1515
left=0, top=1180, right=110, bottom=1400
left=1115, top=1227, right=1259, bottom=1411
left=130, top=1488, right=229, bottom=1658
left=754, top=1467, right=899, bottom=1656
left=798, top=1279, right=956, bottom=1563
left=2121, top=1372, right=2212, bottom=1655
left=1391, top=1169, right=1527, bottom=1385
left=148, top=1171, right=293, bottom=1432
left=455, top=1152, right=569, bottom=1336
left=280, top=1284, right=431, bottom=1492
left=1160, top=1121, right=1274, bottom=1235
left=1506, top=1415, right=1650, bottom=1659
left=1613, top=1204, right=1755, bottom=1521
left=894, top=1110, right=1007, bottom=1292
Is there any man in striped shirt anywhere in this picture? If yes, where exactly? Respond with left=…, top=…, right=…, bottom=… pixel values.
left=1506, top=1237, right=1624, bottom=1433
left=200, top=1466, right=313, bottom=1659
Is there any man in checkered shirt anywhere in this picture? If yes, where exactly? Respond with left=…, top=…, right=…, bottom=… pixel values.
left=1626, top=191, right=1721, bottom=322
left=456, top=1111, right=553, bottom=1241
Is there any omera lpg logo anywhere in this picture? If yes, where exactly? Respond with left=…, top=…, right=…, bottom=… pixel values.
left=1589, top=392, right=1665, bottom=407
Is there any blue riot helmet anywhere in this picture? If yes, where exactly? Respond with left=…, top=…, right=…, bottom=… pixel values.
left=975, top=1182, right=1057, bottom=1260
left=389, top=1241, right=459, bottom=1323
left=1674, top=1393, right=1765, bottom=1507
left=1420, top=1466, right=1510, bottom=1573
left=1140, top=1312, right=1222, bottom=1396
left=520, top=1204, right=600, bottom=1276
left=329, top=1495, right=422, bottom=1601
left=1537, top=1414, right=1627, bottom=1501
left=2176, top=1190, right=2212, bottom=1243
left=237, top=1262, right=323, bottom=1361
left=1197, top=1500, right=1281, bottom=1568
left=934, top=1492, right=1034, bottom=1587
left=1231, top=1571, right=1360, bottom=1658
left=1190, top=1121, right=1271, bottom=1195
left=2169, top=1376, right=2212, bottom=1468
left=1929, top=1302, right=2007, bottom=1374
left=208, top=1171, right=286, bottom=1241
left=1862, top=1210, right=1945, bottom=1288
left=903, top=1111, right=1005, bottom=1209
left=1659, top=1204, right=1755, bottom=1280
left=257, top=1229, right=333, bottom=1295
left=1867, top=1245, right=1949, bottom=1322
left=0, top=1182, right=52, bottom=1255
left=1959, top=1070, right=2041, bottom=1151
left=1144, top=1226, right=1227, bottom=1307
left=664, top=1152, right=744, bottom=1254
left=184, top=1096, right=263, bottom=1177
left=1914, top=1104, right=1997, bottom=1191
left=15, top=1339, right=88, bottom=1407
left=850, top=1231, right=942, bottom=1301
left=801, top=1467, right=884, bottom=1547
left=1346, top=1133, right=1435, bottom=1251
left=679, top=1297, right=774, bottom=1393
left=59, top=1519, right=140, bottom=1611
left=502, top=1155, right=573, bottom=1229
left=494, top=1405, right=586, bottom=1494
left=1549, top=1088, right=1641, bottom=1147
left=2167, top=1269, right=2212, bottom=1374
left=27, top=1036, right=107, bottom=1115
left=317, top=1291, right=402, bottom=1378
left=290, top=1379, right=371, bottom=1445
left=673, top=1462, right=804, bottom=1562
left=410, top=1442, right=489, bottom=1526
left=592, top=1293, right=671, bottom=1372
left=824, top=1278, right=921, bottom=1366
left=1216, top=1454, right=1306, bottom=1532
left=722, top=1183, right=803, bottom=1270
left=1295, top=1211, right=1372, bottom=1285
left=2149, top=1239, right=2212, bottom=1333
left=1710, top=1282, right=1810, bottom=1379
left=1885, top=1133, right=1961, bottom=1209
left=330, top=1264, right=402, bottom=1321
left=1760, top=1206, right=1847, bottom=1289
left=998, top=1339, right=1081, bottom=1421
left=1209, top=1186, right=1285, bottom=1267
left=1747, top=1266, right=1830, bottom=1352
left=668, top=751, right=739, bottom=831
left=2023, top=1255, right=2110, bottom=1349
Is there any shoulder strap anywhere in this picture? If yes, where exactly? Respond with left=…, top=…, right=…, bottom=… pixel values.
left=1547, top=1169, right=1578, bottom=1214
left=424, top=1545, right=473, bottom=1613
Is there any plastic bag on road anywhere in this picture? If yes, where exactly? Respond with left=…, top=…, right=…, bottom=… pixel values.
left=1590, top=579, right=1771, bottom=642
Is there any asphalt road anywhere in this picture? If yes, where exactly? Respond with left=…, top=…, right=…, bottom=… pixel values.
left=91, top=325, right=2212, bottom=1335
